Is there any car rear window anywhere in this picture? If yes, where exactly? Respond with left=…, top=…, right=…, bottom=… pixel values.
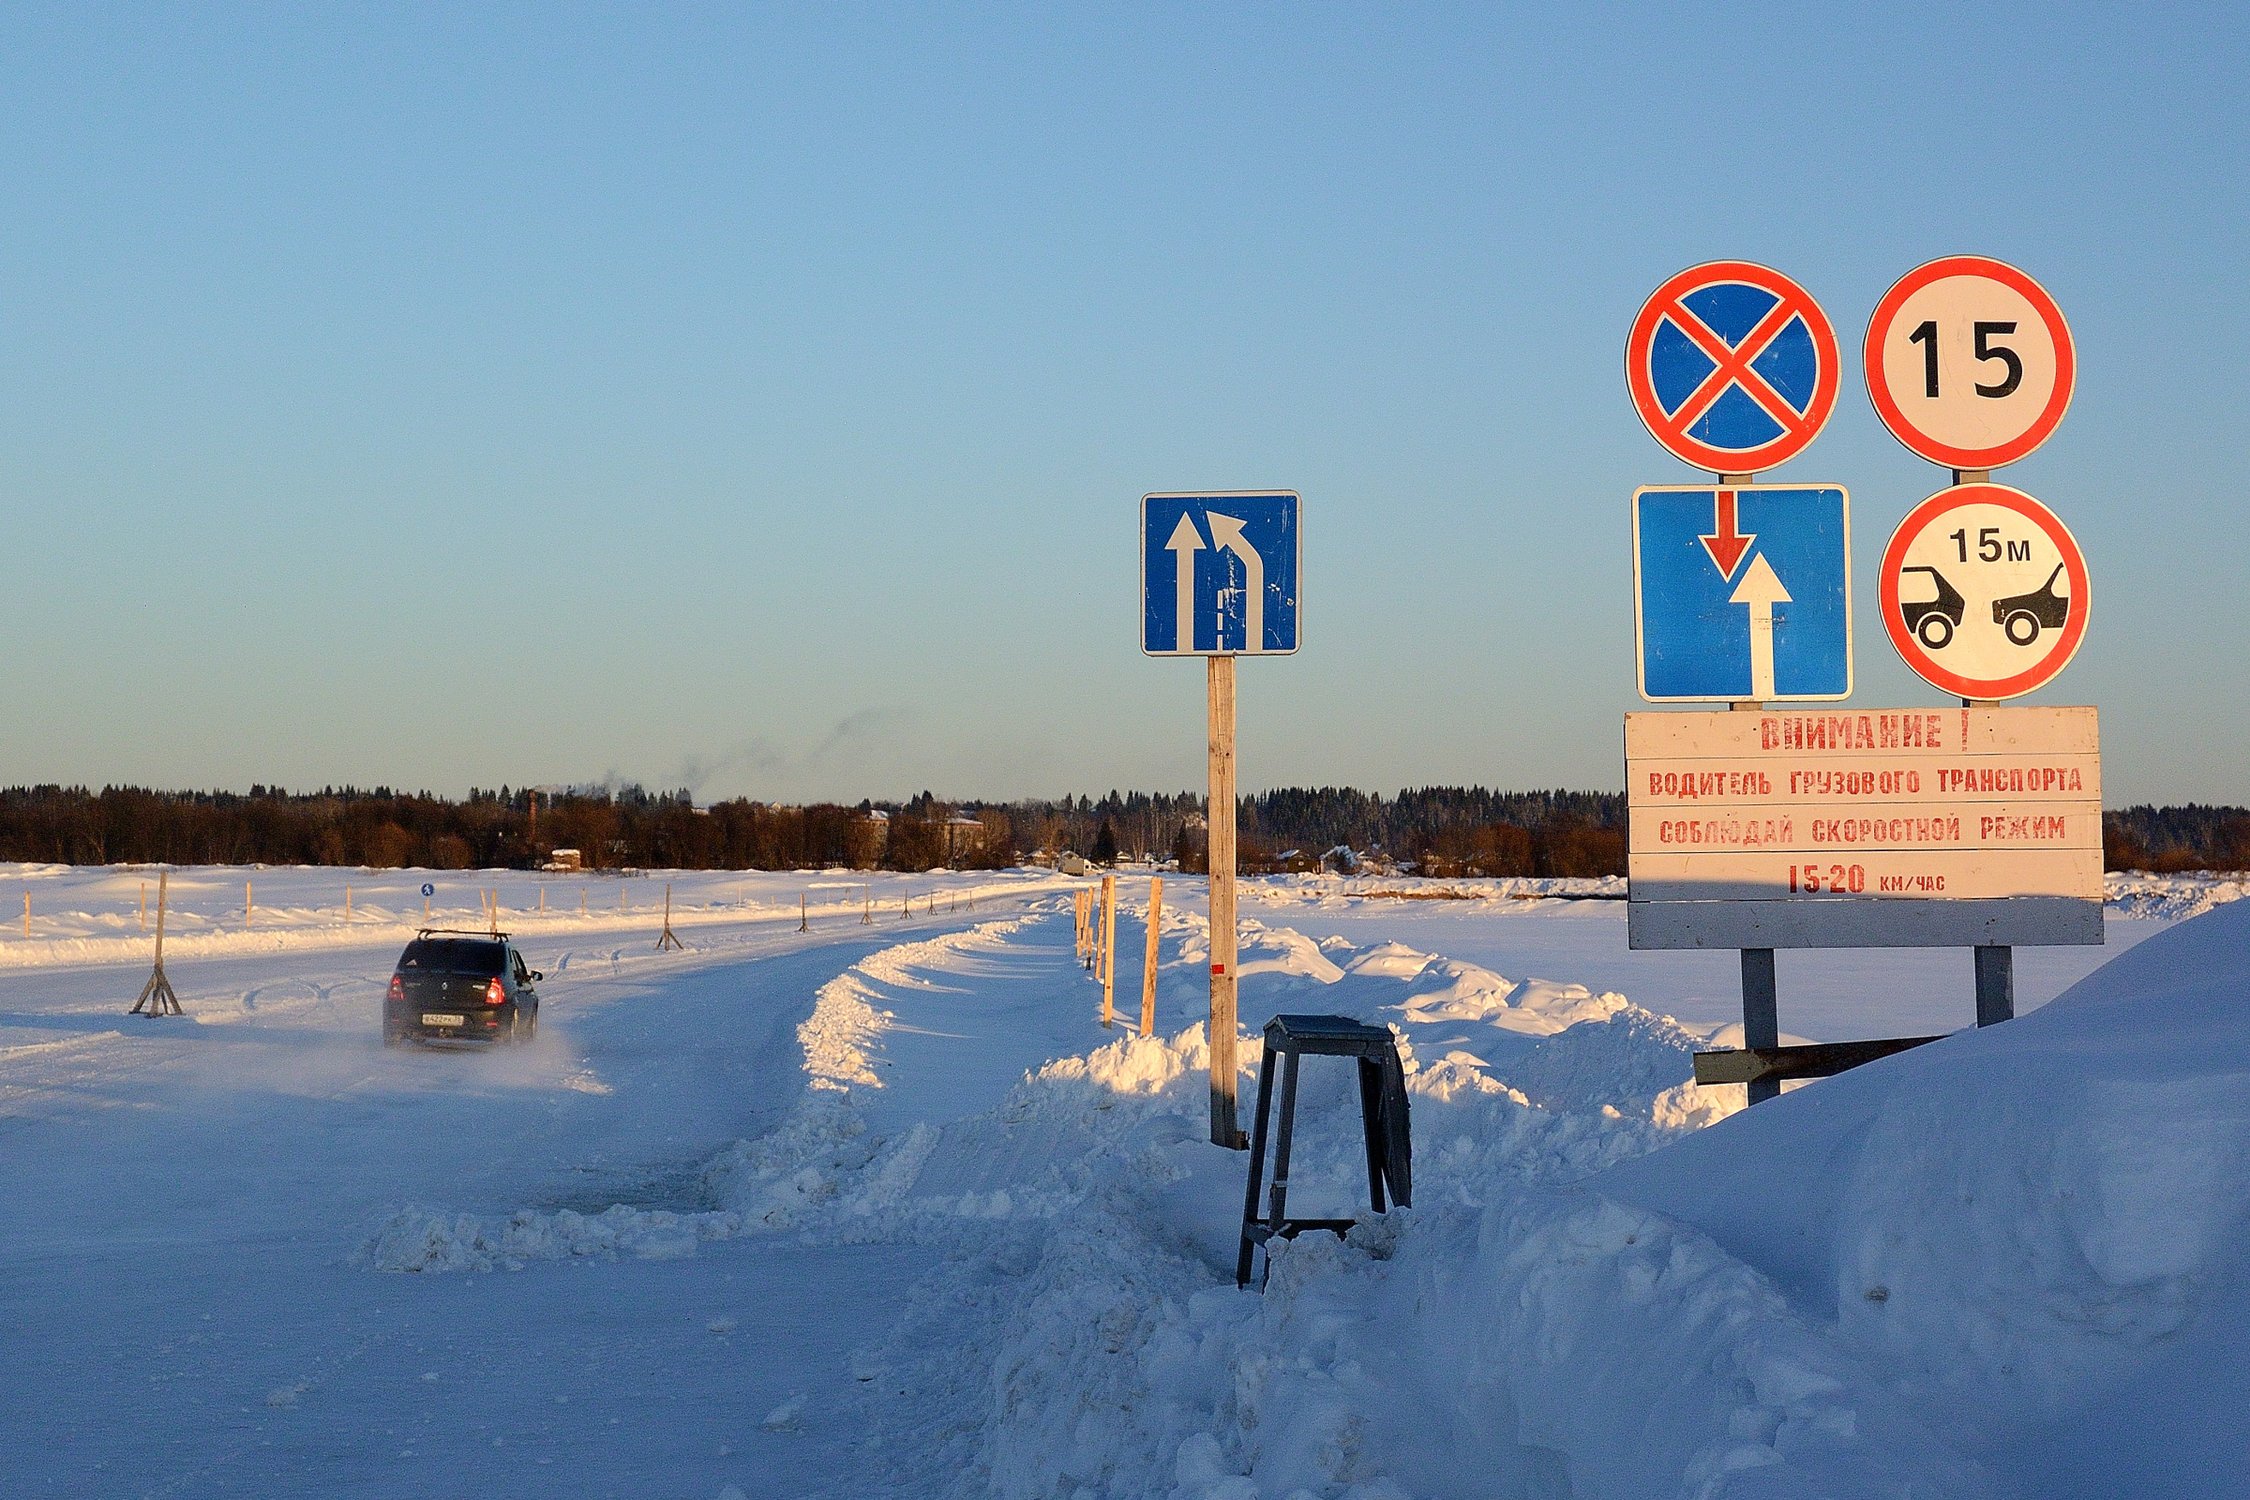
left=398, top=939, right=507, bottom=975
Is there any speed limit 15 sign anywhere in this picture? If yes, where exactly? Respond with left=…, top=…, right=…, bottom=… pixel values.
left=1864, top=257, right=2074, bottom=471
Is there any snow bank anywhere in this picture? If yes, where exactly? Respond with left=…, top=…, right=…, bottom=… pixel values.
left=362, top=890, right=2250, bottom=1496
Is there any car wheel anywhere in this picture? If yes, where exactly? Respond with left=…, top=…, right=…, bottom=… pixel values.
left=2004, top=612, right=2040, bottom=646
left=1917, top=614, right=1954, bottom=651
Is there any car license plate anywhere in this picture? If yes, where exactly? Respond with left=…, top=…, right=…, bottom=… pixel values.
left=420, top=1013, right=467, bottom=1027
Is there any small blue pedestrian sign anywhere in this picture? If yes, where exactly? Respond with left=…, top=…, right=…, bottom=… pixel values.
left=421, top=883, right=435, bottom=898
left=1142, top=492, right=1301, bottom=656
left=1632, top=485, right=1851, bottom=702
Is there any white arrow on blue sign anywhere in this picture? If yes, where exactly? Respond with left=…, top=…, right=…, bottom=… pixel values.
left=1632, top=485, right=1852, bottom=702
left=1142, top=492, right=1301, bottom=656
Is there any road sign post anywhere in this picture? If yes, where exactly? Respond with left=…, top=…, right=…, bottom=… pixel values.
left=1144, top=491, right=1299, bottom=1149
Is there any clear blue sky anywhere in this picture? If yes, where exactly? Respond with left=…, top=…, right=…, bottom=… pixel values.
left=2, top=4, right=2243, bottom=806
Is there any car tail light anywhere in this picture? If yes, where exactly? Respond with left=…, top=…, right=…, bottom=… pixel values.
left=485, top=977, right=506, bottom=1006
left=387, top=974, right=404, bottom=1003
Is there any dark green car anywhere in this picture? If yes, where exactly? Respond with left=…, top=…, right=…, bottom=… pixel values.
left=384, top=930, right=541, bottom=1045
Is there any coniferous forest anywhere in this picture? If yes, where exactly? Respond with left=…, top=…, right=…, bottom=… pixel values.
left=0, top=782, right=2237, bottom=875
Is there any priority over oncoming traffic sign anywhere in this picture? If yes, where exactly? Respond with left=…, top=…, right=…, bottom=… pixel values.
left=1632, top=485, right=1851, bottom=703
left=1625, top=262, right=1840, bottom=475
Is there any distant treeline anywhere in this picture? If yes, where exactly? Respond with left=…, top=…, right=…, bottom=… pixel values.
left=2104, top=804, right=2250, bottom=873
left=0, top=783, right=2239, bottom=875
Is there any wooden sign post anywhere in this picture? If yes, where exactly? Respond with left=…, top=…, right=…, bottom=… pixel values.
left=131, top=871, right=182, bottom=1017
left=1140, top=876, right=1163, bottom=1039
left=1207, top=655, right=1242, bottom=1145
left=1099, top=874, right=1118, bottom=1027
left=1140, top=491, right=1300, bottom=1150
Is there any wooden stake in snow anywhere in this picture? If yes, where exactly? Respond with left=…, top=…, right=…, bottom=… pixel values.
left=1100, top=875, right=1118, bottom=1028
left=246, top=880, right=254, bottom=927
left=539, top=886, right=546, bottom=916
left=140, top=881, right=147, bottom=932
left=1141, top=876, right=1163, bottom=1040
left=345, top=885, right=352, bottom=923
left=863, top=890, right=872, bottom=925
left=130, top=871, right=183, bottom=1017
left=798, top=893, right=809, bottom=933
left=656, top=883, right=683, bottom=951
left=22, top=891, right=29, bottom=939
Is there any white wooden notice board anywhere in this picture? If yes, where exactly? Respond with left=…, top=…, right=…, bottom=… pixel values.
left=1626, top=705, right=2102, bottom=949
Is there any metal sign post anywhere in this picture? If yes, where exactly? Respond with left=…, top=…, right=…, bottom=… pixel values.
left=1143, top=490, right=1300, bottom=1149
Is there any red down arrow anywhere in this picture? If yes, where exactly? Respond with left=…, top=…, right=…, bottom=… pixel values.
left=1700, top=490, right=1756, bottom=579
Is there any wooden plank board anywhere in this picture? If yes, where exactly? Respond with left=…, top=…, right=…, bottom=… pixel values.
left=1629, top=895, right=2105, bottom=949
left=1631, top=755, right=2100, bottom=808
left=1625, top=704, right=2097, bottom=758
left=1629, top=801, right=2101, bottom=855
left=1692, top=1034, right=1946, bottom=1084
left=1629, top=846, right=2101, bottom=903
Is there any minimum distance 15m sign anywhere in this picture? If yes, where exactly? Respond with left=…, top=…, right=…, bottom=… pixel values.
left=1880, top=483, right=2089, bottom=700
left=1624, top=705, right=2102, bottom=950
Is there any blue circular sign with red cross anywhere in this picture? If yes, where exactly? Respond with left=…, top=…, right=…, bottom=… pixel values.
left=1625, top=261, right=1840, bottom=474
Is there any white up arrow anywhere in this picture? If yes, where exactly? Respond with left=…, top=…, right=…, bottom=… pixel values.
left=1729, top=551, right=1791, bottom=700
left=1164, top=513, right=1204, bottom=652
left=1203, top=512, right=1264, bottom=652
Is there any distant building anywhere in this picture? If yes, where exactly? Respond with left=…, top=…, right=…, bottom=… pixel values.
left=542, top=848, right=584, bottom=872
left=944, top=814, right=985, bottom=865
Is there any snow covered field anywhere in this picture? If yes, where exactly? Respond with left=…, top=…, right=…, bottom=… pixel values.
left=1, top=863, right=2244, bottom=1497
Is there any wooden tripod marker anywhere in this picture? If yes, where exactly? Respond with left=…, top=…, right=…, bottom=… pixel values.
left=131, top=871, right=183, bottom=1017
left=862, top=890, right=872, bottom=926
left=1140, top=876, right=1163, bottom=1039
left=798, top=893, right=809, bottom=933
left=655, top=883, right=683, bottom=951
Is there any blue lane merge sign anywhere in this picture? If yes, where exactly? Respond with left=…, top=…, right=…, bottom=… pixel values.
left=1632, top=485, right=1851, bottom=703
left=1142, top=492, right=1301, bottom=656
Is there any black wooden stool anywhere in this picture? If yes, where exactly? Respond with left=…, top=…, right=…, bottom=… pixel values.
left=1235, top=1013, right=1412, bottom=1288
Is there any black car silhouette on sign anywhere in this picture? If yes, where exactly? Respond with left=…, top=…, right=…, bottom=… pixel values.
left=1992, top=564, right=2070, bottom=646
left=1897, top=565, right=1967, bottom=650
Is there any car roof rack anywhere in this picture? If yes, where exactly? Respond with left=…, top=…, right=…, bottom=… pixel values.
left=415, top=927, right=512, bottom=943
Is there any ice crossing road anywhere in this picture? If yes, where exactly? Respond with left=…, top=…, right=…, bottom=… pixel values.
left=0, top=912, right=1003, bottom=1499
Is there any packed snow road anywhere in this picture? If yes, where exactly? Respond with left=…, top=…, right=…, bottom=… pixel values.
left=0, top=893, right=1069, bottom=1499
